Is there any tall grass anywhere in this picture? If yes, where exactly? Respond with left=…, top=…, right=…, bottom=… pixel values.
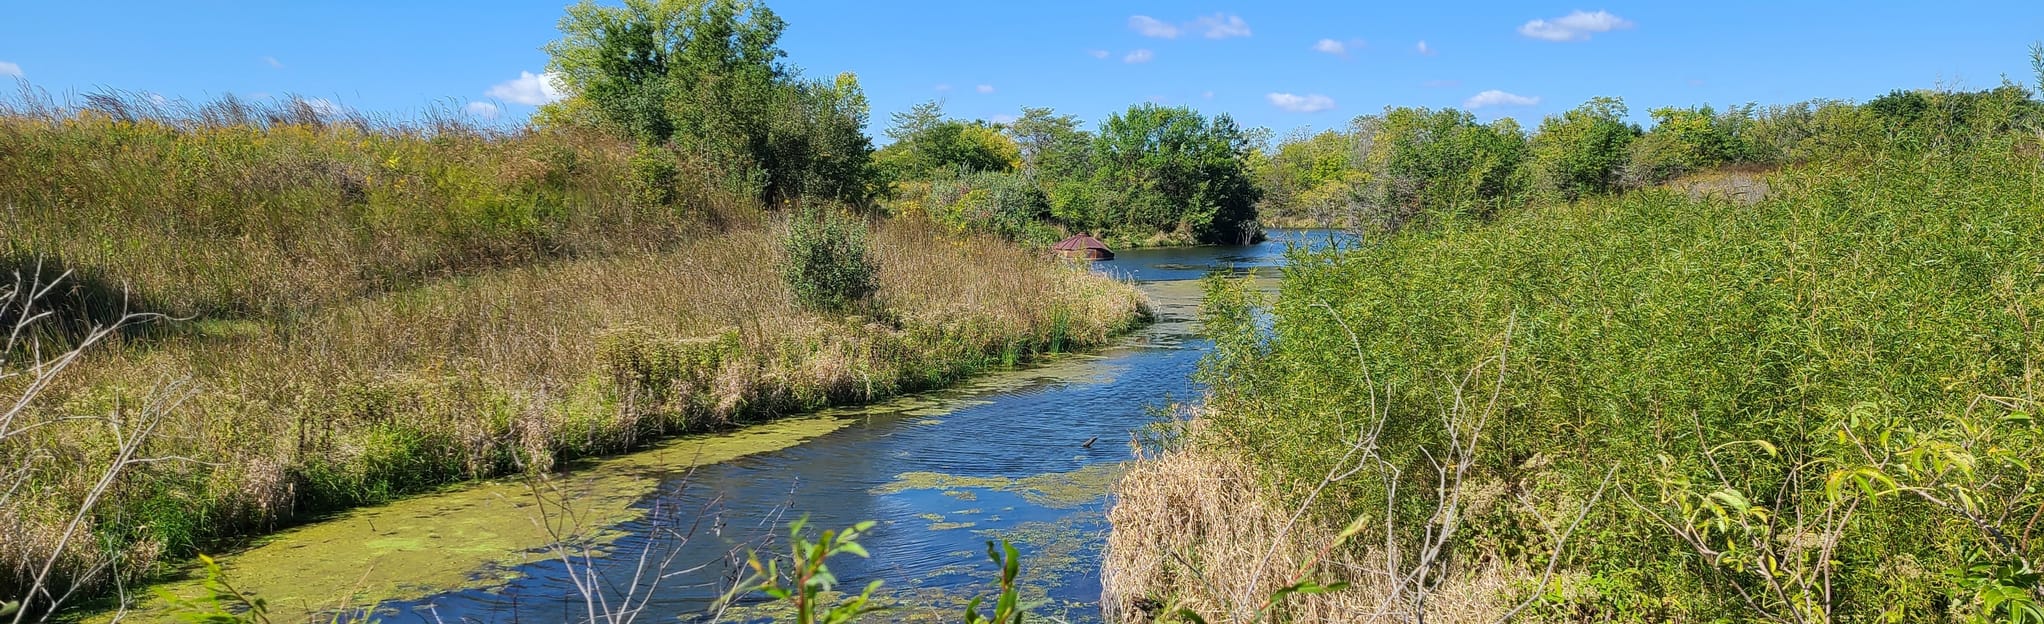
left=0, top=92, right=1150, bottom=609
left=0, top=88, right=744, bottom=323
left=1127, top=130, right=2044, bottom=620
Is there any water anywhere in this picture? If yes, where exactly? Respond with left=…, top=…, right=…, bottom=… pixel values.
left=123, top=231, right=1344, bottom=624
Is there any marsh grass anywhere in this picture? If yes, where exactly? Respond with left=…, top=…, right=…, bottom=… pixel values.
left=0, top=87, right=745, bottom=325
left=0, top=91, right=1150, bottom=609
left=1146, top=130, right=2044, bottom=620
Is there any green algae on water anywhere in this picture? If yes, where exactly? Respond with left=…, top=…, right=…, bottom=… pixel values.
left=93, top=416, right=852, bottom=623
left=870, top=463, right=1126, bottom=509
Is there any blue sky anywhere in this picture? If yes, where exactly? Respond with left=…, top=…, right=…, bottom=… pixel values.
left=4, top=1, right=2041, bottom=139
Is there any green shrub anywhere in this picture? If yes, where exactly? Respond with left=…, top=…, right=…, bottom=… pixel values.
left=627, top=145, right=682, bottom=207
left=780, top=207, right=879, bottom=312
left=1527, top=96, right=1638, bottom=201
left=1199, top=131, right=2044, bottom=621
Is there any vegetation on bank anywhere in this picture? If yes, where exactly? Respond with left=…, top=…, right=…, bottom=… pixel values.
left=1250, top=81, right=2042, bottom=229
left=1111, top=80, right=2044, bottom=622
left=0, top=0, right=1154, bottom=615
left=0, top=107, right=1146, bottom=610
left=878, top=101, right=1265, bottom=248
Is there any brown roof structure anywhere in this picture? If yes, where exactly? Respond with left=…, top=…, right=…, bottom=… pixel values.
left=1052, top=234, right=1114, bottom=260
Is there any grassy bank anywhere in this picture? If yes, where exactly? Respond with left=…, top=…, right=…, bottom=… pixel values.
left=0, top=99, right=1149, bottom=608
left=1109, top=130, right=2044, bottom=621
left=0, top=93, right=738, bottom=324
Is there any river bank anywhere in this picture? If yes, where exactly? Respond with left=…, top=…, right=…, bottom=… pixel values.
left=9, top=217, right=1149, bottom=614
left=68, top=230, right=1335, bottom=623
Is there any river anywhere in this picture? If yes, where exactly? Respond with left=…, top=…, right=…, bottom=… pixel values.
left=109, top=230, right=1344, bottom=624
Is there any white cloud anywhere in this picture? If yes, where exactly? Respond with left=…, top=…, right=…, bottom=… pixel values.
left=1129, top=15, right=1180, bottom=38
left=1088, top=49, right=1110, bottom=59
left=1266, top=92, right=1336, bottom=113
left=976, top=84, right=995, bottom=94
left=1193, top=13, right=1252, bottom=39
left=1518, top=10, right=1634, bottom=42
left=1202, top=90, right=1215, bottom=99
left=1313, top=39, right=1346, bottom=55
left=262, top=56, right=284, bottom=69
left=0, top=61, right=20, bottom=78
left=1463, top=89, right=1540, bottom=109
left=465, top=101, right=501, bottom=119
left=485, top=71, right=565, bottom=105
left=1123, top=49, right=1155, bottom=64
left=1416, top=40, right=1436, bottom=55
left=934, top=83, right=953, bottom=92
left=991, top=113, right=1018, bottom=124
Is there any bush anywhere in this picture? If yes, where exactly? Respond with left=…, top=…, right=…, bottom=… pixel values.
left=780, top=207, right=879, bottom=312
left=1195, top=132, right=2044, bottom=621
left=1528, top=97, right=1638, bottom=201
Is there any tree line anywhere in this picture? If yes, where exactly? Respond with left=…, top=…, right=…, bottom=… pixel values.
left=1254, top=85, right=2044, bottom=230
left=533, top=0, right=2044, bottom=251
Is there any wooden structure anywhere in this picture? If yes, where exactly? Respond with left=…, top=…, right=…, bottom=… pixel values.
left=1052, top=234, right=1114, bottom=260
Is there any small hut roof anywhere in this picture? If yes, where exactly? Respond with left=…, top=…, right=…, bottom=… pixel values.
left=1052, top=234, right=1111, bottom=252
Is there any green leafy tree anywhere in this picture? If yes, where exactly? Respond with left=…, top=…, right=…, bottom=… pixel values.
left=1529, top=96, right=1638, bottom=201
left=1359, top=107, right=1528, bottom=227
left=546, top=0, right=874, bottom=205
left=1005, top=106, right=1094, bottom=182
left=875, top=101, right=1019, bottom=179
left=1623, top=105, right=1750, bottom=187
left=1090, top=103, right=1262, bottom=244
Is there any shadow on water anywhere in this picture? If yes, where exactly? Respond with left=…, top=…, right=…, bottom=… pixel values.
left=113, top=230, right=1338, bottom=624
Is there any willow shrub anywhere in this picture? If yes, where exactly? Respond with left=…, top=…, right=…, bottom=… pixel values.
left=1200, top=132, right=2044, bottom=620
left=780, top=207, right=880, bottom=312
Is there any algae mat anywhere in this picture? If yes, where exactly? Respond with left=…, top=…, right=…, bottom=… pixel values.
left=91, top=416, right=850, bottom=622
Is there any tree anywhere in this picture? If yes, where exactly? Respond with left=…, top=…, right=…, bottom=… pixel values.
left=1005, top=107, right=1093, bottom=182
left=1091, top=103, right=1261, bottom=244
left=1529, top=97, right=1637, bottom=201
left=1354, top=107, right=1527, bottom=228
left=1623, top=105, right=1749, bottom=187
left=545, top=0, right=874, bottom=205
left=874, top=102, right=1020, bottom=179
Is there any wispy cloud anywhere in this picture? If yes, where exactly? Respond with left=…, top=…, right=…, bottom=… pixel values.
left=975, top=84, right=995, bottom=94
left=0, top=61, right=21, bottom=78
left=1130, top=13, right=1251, bottom=40
left=992, top=113, right=1018, bottom=124
left=1464, top=89, right=1540, bottom=109
left=1519, top=10, right=1634, bottom=42
left=1123, top=49, right=1155, bottom=64
left=262, top=56, right=284, bottom=69
left=1416, top=40, right=1436, bottom=55
left=1129, top=15, right=1180, bottom=38
left=1193, top=13, right=1251, bottom=39
left=486, top=71, right=565, bottom=105
left=1088, top=49, right=1111, bottom=59
left=1313, top=39, right=1346, bottom=56
left=1202, top=90, right=1215, bottom=100
left=934, top=83, right=953, bottom=92
left=465, top=101, right=500, bottom=119
left=1421, top=79, right=1461, bottom=89
left=1267, top=92, right=1336, bottom=113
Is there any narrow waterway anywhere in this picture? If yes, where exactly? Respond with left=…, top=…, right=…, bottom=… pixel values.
left=114, top=230, right=1344, bottom=624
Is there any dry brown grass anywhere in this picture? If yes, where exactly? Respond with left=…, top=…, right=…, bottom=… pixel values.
left=1104, top=439, right=1523, bottom=624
